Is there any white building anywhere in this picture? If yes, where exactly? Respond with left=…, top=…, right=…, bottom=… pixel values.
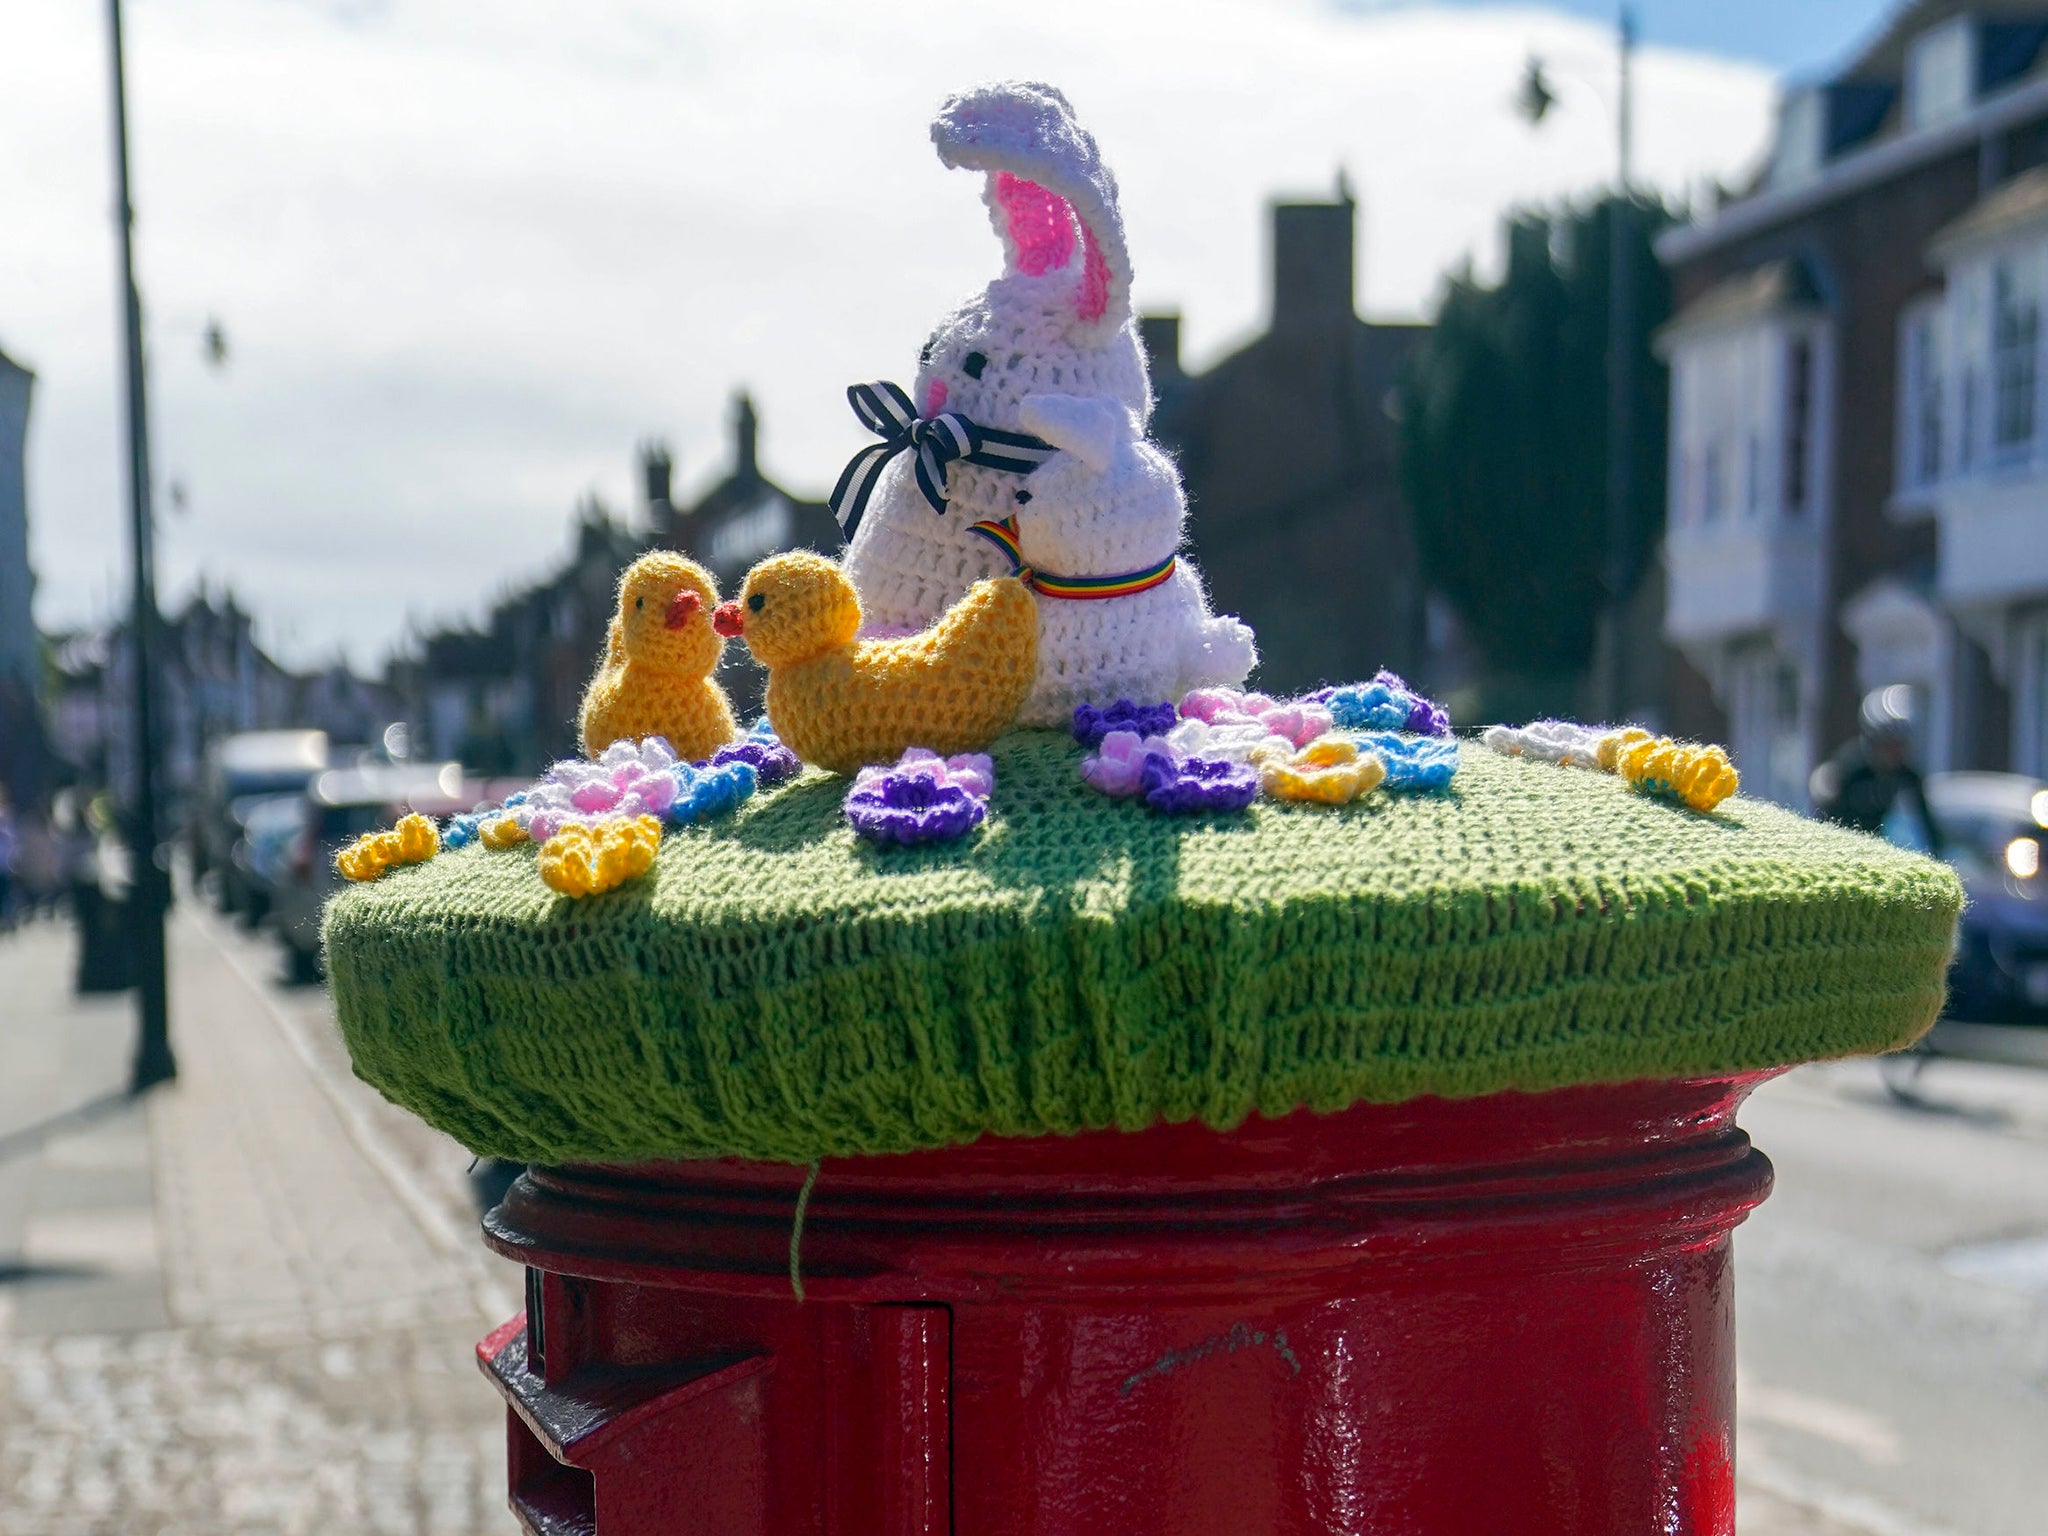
left=1657, top=1, right=2048, bottom=800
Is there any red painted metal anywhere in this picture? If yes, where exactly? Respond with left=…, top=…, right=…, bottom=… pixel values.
left=475, top=1073, right=1776, bottom=1535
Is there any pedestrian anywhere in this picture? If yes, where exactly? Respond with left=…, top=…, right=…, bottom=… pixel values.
left=1811, top=687, right=1943, bottom=852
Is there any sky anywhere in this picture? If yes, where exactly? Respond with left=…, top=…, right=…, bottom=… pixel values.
left=0, top=0, right=1850, bottom=672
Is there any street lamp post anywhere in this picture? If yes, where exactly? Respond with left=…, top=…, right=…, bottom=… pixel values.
left=1604, top=4, right=1637, bottom=724
left=106, top=0, right=174, bottom=1091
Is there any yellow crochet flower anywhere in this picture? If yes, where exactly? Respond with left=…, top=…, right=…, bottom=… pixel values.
left=336, top=813, right=441, bottom=882
left=537, top=815, right=663, bottom=898
left=1598, top=729, right=1739, bottom=813
left=1251, top=735, right=1388, bottom=806
left=479, top=815, right=529, bottom=849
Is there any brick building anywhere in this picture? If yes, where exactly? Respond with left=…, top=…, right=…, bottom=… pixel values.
left=1657, top=0, right=2048, bottom=804
left=1147, top=188, right=1429, bottom=695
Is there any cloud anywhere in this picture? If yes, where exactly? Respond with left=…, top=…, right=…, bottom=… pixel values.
left=0, top=0, right=1773, bottom=670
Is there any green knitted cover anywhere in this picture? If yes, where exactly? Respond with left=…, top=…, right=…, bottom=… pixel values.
left=325, top=733, right=1961, bottom=1164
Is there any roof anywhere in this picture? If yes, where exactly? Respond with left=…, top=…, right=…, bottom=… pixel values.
left=1928, top=164, right=2048, bottom=259
left=1658, top=258, right=1824, bottom=345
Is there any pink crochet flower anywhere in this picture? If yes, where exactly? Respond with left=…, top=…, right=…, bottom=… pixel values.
left=1080, top=729, right=1173, bottom=797
left=865, top=747, right=995, bottom=800
left=1177, top=688, right=1330, bottom=747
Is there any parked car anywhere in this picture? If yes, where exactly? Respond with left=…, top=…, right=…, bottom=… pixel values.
left=271, top=762, right=506, bottom=983
left=227, top=793, right=308, bottom=928
left=1889, top=772, right=2048, bottom=1025
left=191, top=730, right=328, bottom=911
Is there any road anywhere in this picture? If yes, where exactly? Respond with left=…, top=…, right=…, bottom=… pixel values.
left=6, top=899, right=2047, bottom=1534
left=1735, top=1055, right=2048, bottom=1536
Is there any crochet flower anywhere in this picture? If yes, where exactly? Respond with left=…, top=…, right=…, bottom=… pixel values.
left=667, top=760, right=759, bottom=826
left=1163, top=716, right=1278, bottom=764
left=336, top=813, right=439, bottom=882
left=479, top=815, right=528, bottom=848
left=1073, top=699, right=1178, bottom=748
left=521, top=738, right=684, bottom=841
left=537, top=815, right=663, bottom=898
left=1481, top=720, right=1610, bottom=769
left=707, top=732, right=801, bottom=786
left=440, top=813, right=481, bottom=850
left=1250, top=736, right=1386, bottom=806
left=1599, top=728, right=1739, bottom=812
left=844, top=749, right=993, bottom=845
left=1080, top=730, right=1174, bottom=797
left=1138, top=752, right=1259, bottom=815
left=1348, top=732, right=1459, bottom=792
left=1319, top=672, right=1450, bottom=738
left=1176, top=687, right=1331, bottom=748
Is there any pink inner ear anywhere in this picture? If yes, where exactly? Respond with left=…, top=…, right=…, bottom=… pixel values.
left=1076, top=224, right=1111, bottom=323
left=994, top=172, right=1076, bottom=278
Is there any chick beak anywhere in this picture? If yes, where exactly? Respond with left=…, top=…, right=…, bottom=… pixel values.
left=711, top=600, right=746, bottom=639
left=663, top=589, right=701, bottom=631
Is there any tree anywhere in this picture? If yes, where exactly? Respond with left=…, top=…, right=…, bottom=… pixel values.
left=1397, top=196, right=1670, bottom=709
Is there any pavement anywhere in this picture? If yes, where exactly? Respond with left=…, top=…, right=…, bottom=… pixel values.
left=0, top=903, right=519, bottom=1536
left=2, top=898, right=2042, bottom=1534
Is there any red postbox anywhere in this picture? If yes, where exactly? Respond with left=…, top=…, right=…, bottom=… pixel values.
left=475, top=1072, right=1771, bottom=1536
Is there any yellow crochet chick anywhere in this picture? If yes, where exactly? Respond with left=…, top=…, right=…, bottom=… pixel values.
left=537, top=815, right=663, bottom=898
left=579, top=553, right=738, bottom=762
left=1250, top=735, right=1388, bottom=806
left=337, top=813, right=439, bottom=882
left=1598, top=727, right=1740, bottom=813
left=713, top=551, right=1037, bottom=774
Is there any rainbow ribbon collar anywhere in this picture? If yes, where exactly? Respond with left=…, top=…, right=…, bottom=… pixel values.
left=968, top=517, right=1177, bottom=600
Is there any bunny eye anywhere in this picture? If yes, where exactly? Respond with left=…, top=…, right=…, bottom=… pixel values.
left=635, top=597, right=644, bottom=611
left=963, top=352, right=988, bottom=379
left=747, top=593, right=765, bottom=613
left=918, top=340, right=934, bottom=366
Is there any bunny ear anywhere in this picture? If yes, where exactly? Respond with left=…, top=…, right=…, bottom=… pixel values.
left=932, top=82, right=1132, bottom=343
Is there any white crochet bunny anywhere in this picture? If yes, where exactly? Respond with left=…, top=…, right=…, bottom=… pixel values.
left=838, top=81, right=1256, bottom=726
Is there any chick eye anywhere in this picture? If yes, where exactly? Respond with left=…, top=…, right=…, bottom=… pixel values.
left=747, top=593, right=765, bottom=613
left=963, top=351, right=988, bottom=379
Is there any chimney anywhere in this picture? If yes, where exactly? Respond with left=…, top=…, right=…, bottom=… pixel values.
left=733, top=393, right=759, bottom=482
left=1139, top=314, right=1183, bottom=381
left=639, top=439, right=675, bottom=539
left=1269, top=186, right=1356, bottom=332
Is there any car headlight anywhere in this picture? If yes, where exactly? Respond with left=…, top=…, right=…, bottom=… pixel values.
left=2008, top=836, right=2042, bottom=881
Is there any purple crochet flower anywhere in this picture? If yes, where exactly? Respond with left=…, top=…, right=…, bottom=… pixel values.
left=844, top=749, right=994, bottom=846
left=1138, top=752, right=1259, bottom=815
left=1373, top=669, right=1451, bottom=737
left=1073, top=699, right=1179, bottom=748
left=707, top=735, right=801, bottom=785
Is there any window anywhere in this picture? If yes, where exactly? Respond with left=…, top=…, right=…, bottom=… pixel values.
left=1898, top=300, right=1945, bottom=491
left=1992, top=257, right=2039, bottom=456
left=1783, top=335, right=1814, bottom=513
left=1669, top=321, right=1825, bottom=529
left=1906, top=17, right=1977, bottom=132
left=1771, top=89, right=1824, bottom=191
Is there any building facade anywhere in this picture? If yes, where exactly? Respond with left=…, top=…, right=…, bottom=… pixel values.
left=1148, top=189, right=1429, bottom=696
left=0, top=344, right=34, bottom=692
left=1657, top=0, right=2048, bottom=802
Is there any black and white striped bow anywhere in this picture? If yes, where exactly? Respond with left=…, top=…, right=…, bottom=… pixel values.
left=829, top=381, right=1056, bottom=542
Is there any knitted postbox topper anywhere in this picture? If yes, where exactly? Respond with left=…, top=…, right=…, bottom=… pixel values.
left=325, top=735, right=1962, bottom=1167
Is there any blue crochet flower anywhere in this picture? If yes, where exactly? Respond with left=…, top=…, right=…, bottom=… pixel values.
left=1351, top=732, right=1459, bottom=792
left=1321, top=672, right=1452, bottom=737
left=440, top=813, right=481, bottom=850
left=1139, top=753, right=1259, bottom=815
left=665, top=760, right=757, bottom=827
left=1073, top=699, right=1179, bottom=748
